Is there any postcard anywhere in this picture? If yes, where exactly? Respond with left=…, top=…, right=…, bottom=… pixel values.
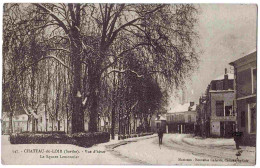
left=1, top=3, right=257, bottom=165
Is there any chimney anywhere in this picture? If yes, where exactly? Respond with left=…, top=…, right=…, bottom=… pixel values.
left=190, top=102, right=194, bottom=107
left=224, top=68, right=229, bottom=90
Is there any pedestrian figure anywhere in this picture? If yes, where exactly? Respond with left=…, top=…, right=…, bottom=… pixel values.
left=158, top=128, right=164, bottom=145
left=233, top=128, right=242, bottom=150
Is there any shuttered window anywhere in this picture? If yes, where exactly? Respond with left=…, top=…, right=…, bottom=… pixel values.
left=216, top=101, right=224, bottom=116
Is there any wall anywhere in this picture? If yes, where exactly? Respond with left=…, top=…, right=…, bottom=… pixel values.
left=236, top=59, right=256, bottom=98
left=209, top=91, right=236, bottom=136
left=211, top=121, right=220, bottom=136
left=237, top=97, right=256, bottom=145
left=210, top=91, right=236, bottom=121
left=166, top=111, right=197, bottom=134
left=167, top=111, right=196, bottom=124
left=233, top=53, right=256, bottom=146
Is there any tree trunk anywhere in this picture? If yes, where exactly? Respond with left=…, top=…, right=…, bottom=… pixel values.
left=66, top=105, right=69, bottom=133
left=88, top=75, right=99, bottom=132
left=133, top=117, right=136, bottom=134
left=111, top=70, right=116, bottom=139
left=52, top=119, right=54, bottom=133
left=71, top=96, right=84, bottom=133
left=32, top=117, right=35, bottom=132
left=45, top=104, right=48, bottom=131
left=9, top=112, right=13, bottom=134
left=36, top=118, right=38, bottom=132
left=70, top=25, right=84, bottom=133
left=27, top=119, right=29, bottom=132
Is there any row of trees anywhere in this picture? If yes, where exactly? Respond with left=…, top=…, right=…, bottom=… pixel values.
left=3, top=4, right=199, bottom=138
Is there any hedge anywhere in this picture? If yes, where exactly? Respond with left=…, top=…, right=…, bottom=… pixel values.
left=10, top=132, right=110, bottom=147
left=22, top=131, right=66, bottom=134
left=118, top=132, right=153, bottom=140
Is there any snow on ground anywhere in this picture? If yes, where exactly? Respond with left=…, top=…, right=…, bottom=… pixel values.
left=115, top=134, right=255, bottom=166
left=169, top=134, right=255, bottom=165
left=115, top=136, right=211, bottom=165
left=1, top=134, right=256, bottom=165
left=171, top=133, right=255, bottom=152
left=174, top=134, right=235, bottom=147
left=1, top=134, right=155, bottom=165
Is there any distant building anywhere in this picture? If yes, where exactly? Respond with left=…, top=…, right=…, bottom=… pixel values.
left=229, top=51, right=256, bottom=146
left=2, top=100, right=29, bottom=134
left=199, top=69, right=236, bottom=138
left=2, top=112, right=29, bottom=134
left=208, top=69, right=236, bottom=137
left=151, top=114, right=167, bottom=133
left=166, top=102, right=197, bottom=134
left=196, top=95, right=208, bottom=137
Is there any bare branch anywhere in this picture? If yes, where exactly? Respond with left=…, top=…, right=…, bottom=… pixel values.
left=107, top=69, right=144, bottom=78
left=34, top=4, right=69, bottom=34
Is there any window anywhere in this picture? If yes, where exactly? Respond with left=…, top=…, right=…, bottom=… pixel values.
left=241, top=111, right=246, bottom=127
left=252, top=68, right=257, bottom=94
left=181, top=115, right=185, bottom=122
left=156, top=123, right=160, bottom=128
left=188, top=115, right=191, bottom=123
left=216, top=101, right=224, bottom=116
left=225, top=106, right=233, bottom=116
left=250, top=107, right=256, bottom=133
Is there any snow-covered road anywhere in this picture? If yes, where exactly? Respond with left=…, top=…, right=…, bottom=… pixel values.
left=113, top=134, right=255, bottom=165
left=1, top=134, right=255, bottom=165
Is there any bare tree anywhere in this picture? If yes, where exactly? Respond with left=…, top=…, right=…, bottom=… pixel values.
left=3, top=4, right=199, bottom=135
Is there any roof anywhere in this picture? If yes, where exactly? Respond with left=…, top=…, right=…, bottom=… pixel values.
left=229, top=51, right=257, bottom=66
left=2, top=113, right=28, bottom=122
left=209, top=90, right=234, bottom=93
left=156, top=114, right=166, bottom=121
left=213, top=73, right=234, bottom=81
left=168, top=103, right=196, bottom=114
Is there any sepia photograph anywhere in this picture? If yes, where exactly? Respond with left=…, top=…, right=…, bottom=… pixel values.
left=1, top=2, right=257, bottom=165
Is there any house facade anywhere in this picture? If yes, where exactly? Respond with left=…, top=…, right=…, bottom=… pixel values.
left=166, top=102, right=197, bottom=134
left=196, top=69, right=236, bottom=138
left=2, top=113, right=29, bottom=134
left=196, top=95, right=210, bottom=137
left=151, top=114, right=167, bottom=133
left=229, top=51, right=256, bottom=146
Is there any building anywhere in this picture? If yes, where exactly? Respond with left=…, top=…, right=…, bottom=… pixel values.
left=203, top=69, right=236, bottom=137
left=229, top=51, right=256, bottom=146
left=151, top=114, right=167, bottom=133
left=2, top=99, right=29, bottom=134
left=196, top=95, right=208, bottom=137
left=2, top=112, right=29, bottom=134
left=166, top=102, right=197, bottom=134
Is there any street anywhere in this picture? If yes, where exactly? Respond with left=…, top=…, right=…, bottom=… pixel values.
left=112, top=134, right=255, bottom=165
left=1, top=134, right=255, bottom=165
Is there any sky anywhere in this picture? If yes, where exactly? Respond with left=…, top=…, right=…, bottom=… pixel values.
left=168, top=4, right=257, bottom=107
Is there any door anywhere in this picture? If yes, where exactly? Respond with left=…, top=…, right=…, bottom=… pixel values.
left=220, top=122, right=224, bottom=137
left=224, top=122, right=234, bottom=137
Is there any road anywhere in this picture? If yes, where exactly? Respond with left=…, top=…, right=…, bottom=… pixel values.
left=110, top=134, right=255, bottom=165
left=1, top=134, right=255, bottom=165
